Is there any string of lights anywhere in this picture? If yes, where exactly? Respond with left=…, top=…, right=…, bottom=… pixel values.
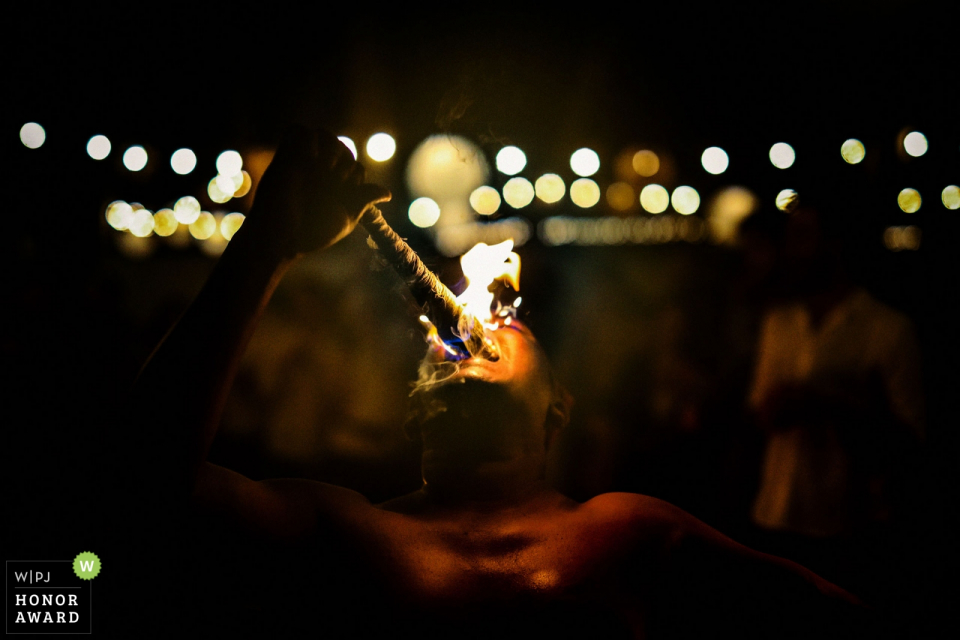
left=17, top=122, right=958, bottom=259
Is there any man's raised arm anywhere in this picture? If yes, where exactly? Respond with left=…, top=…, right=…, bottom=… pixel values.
left=130, top=127, right=390, bottom=537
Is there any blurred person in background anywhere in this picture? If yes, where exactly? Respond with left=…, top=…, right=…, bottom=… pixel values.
left=746, top=193, right=925, bottom=601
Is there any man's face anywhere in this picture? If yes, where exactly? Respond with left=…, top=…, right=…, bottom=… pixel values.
left=413, top=320, right=556, bottom=478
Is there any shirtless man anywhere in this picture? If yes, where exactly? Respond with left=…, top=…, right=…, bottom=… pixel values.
left=133, top=127, right=870, bottom=638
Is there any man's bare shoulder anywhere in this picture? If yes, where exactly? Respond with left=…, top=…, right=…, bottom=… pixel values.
left=580, top=492, right=688, bottom=544
left=196, top=463, right=384, bottom=540
left=583, top=491, right=684, bottom=518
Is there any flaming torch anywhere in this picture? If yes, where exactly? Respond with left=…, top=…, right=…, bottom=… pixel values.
left=361, top=206, right=519, bottom=361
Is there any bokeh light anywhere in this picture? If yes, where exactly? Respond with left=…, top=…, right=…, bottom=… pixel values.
left=200, top=225, right=228, bottom=257
left=570, top=148, right=600, bottom=177
left=708, top=186, right=759, bottom=244
left=86, top=135, right=111, bottom=160
left=897, top=188, right=922, bottom=213
left=496, top=146, right=527, bottom=175
left=216, top=150, right=243, bottom=176
left=606, top=182, right=635, bottom=211
left=20, top=122, right=45, bottom=149
left=769, top=142, right=795, bottom=169
left=366, top=133, right=396, bottom=162
left=884, top=226, right=922, bottom=251
left=570, top=178, right=601, bottom=208
left=208, top=177, right=232, bottom=204
left=840, top=139, right=865, bottom=164
left=406, top=135, right=488, bottom=227
left=220, top=212, right=246, bottom=241
left=105, top=201, right=134, bottom=230
left=701, top=147, right=729, bottom=174
left=671, top=186, right=700, bottom=215
left=632, top=150, right=659, bottom=177
left=535, top=174, right=565, bottom=204
left=903, top=131, right=928, bottom=157
left=123, top=146, right=148, bottom=171
left=216, top=174, right=238, bottom=197
left=153, top=209, right=178, bottom=236
left=189, top=212, right=217, bottom=240
left=942, top=185, right=960, bottom=210
left=776, top=189, right=798, bottom=212
left=171, top=148, right=197, bottom=175
left=337, top=136, right=358, bottom=159
left=233, top=171, right=252, bottom=198
left=408, top=197, right=441, bottom=228
left=128, top=209, right=156, bottom=238
left=469, top=186, right=502, bottom=215
left=502, top=177, right=535, bottom=209
left=640, top=184, right=669, bottom=214
left=174, top=196, right=202, bottom=224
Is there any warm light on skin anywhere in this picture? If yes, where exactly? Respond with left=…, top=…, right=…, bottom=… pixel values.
left=128, top=209, right=156, bottom=237
left=671, top=186, right=700, bottom=215
left=216, top=150, right=243, bottom=176
left=840, top=139, right=865, bottom=164
left=153, top=209, right=178, bottom=236
left=606, top=182, right=635, bottom=211
left=337, top=136, right=358, bottom=159
left=20, top=122, right=45, bottom=149
left=105, top=201, right=134, bottom=230
left=366, top=133, right=396, bottom=162
left=170, top=148, right=197, bottom=175
left=903, top=131, right=928, bottom=157
left=535, top=174, right=565, bottom=204
left=942, top=185, right=960, bottom=210
left=701, top=147, right=729, bottom=174
left=632, top=150, right=659, bottom=177
left=174, top=196, right=202, bottom=224
left=123, top=146, right=148, bottom=171
left=776, top=189, right=798, bottom=212
left=897, top=188, right=922, bottom=213
left=570, top=148, right=600, bottom=177
left=640, top=184, right=669, bottom=213
left=496, top=146, right=526, bottom=175
left=220, top=212, right=246, bottom=240
left=470, top=186, right=502, bottom=215
left=769, top=142, right=795, bottom=169
left=408, top=197, right=441, bottom=228
left=208, top=177, right=232, bottom=204
left=502, top=178, right=535, bottom=208
left=570, top=178, right=601, bottom=208
left=190, top=211, right=217, bottom=239
left=86, top=135, right=111, bottom=160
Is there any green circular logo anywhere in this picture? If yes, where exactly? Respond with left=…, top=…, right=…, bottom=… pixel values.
left=73, top=552, right=101, bottom=580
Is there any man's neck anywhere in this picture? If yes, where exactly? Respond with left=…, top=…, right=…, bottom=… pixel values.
left=385, top=455, right=566, bottom=517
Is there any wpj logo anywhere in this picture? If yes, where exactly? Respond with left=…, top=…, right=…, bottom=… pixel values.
left=6, top=553, right=98, bottom=635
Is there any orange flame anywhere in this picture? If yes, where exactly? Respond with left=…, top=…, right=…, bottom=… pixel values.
left=456, top=240, right=521, bottom=329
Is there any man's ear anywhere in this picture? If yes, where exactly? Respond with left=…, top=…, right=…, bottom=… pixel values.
left=544, top=387, right=573, bottom=451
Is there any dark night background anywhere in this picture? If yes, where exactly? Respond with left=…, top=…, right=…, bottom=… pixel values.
left=4, top=2, right=958, bottom=637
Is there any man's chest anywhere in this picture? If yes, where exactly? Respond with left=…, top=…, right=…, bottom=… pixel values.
left=342, top=513, right=629, bottom=605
